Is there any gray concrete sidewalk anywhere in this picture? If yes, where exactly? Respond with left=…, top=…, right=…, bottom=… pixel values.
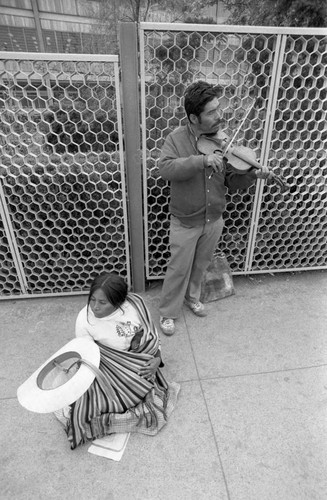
left=1, top=271, right=327, bottom=500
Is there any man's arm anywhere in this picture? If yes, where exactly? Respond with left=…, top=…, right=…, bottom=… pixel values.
left=159, top=133, right=206, bottom=181
left=225, top=163, right=274, bottom=193
left=225, top=164, right=257, bottom=193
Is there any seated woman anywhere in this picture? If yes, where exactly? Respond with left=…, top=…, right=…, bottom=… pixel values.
left=61, top=271, right=180, bottom=449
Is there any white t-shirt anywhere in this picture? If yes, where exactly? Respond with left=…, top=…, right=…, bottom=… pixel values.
left=75, top=300, right=143, bottom=351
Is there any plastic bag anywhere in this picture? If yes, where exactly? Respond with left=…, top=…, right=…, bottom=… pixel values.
left=200, top=252, right=235, bottom=303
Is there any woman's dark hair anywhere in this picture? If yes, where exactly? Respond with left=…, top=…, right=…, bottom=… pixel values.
left=184, top=80, right=220, bottom=120
left=87, top=272, right=128, bottom=316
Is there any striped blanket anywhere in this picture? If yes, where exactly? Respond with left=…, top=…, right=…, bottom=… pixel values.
left=65, top=293, right=179, bottom=449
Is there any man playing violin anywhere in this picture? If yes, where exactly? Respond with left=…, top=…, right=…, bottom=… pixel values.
left=158, top=80, right=273, bottom=336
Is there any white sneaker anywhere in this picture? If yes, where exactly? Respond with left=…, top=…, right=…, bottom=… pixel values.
left=159, top=317, right=175, bottom=336
left=184, top=300, right=206, bottom=317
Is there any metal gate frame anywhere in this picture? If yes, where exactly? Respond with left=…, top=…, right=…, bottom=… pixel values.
left=139, top=23, right=327, bottom=279
left=0, top=52, right=131, bottom=299
left=1, top=24, right=326, bottom=299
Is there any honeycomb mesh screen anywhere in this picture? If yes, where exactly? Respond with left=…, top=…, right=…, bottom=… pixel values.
left=140, top=28, right=327, bottom=276
left=0, top=56, right=129, bottom=296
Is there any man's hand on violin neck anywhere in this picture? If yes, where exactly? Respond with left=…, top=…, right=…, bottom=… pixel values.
left=255, top=166, right=274, bottom=180
left=206, top=152, right=224, bottom=174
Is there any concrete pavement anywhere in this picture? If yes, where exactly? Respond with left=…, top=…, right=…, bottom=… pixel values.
left=1, top=270, right=327, bottom=500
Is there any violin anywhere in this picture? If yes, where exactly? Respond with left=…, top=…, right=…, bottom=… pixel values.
left=197, top=101, right=287, bottom=192
left=197, top=131, right=286, bottom=191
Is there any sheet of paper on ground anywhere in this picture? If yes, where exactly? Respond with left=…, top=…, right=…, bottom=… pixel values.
left=88, top=433, right=130, bottom=461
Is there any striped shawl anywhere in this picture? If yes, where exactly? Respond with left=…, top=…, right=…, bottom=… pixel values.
left=67, top=293, right=171, bottom=449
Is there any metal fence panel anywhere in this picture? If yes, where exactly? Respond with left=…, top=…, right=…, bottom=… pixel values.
left=0, top=53, right=130, bottom=297
left=249, top=34, right=327, bottom=272
left=140, top=24, right=327, bottom=278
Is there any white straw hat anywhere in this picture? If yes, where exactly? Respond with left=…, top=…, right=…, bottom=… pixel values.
left=17, top=338, right=100, bottom=413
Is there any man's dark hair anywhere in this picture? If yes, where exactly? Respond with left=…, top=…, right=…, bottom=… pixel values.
left=184, top=80, right=220, bottom=120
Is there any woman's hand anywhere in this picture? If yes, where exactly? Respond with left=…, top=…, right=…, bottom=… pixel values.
left=138, top=357, right=161, bottom=381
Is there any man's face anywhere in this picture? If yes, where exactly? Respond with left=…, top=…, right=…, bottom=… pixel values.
left=192, top=97, right=222, bottom=135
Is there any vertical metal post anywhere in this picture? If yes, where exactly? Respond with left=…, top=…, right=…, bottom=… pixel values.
left=245, top=34, right=287, bottom=273
left=31, top=0, right=53, bottom=105
left=119, top=22, right=145, bottom=292
left=31, top=0, right=46, bottom=52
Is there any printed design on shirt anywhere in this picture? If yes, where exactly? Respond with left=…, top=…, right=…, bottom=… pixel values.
left=116, top=321, right=140, bottom=338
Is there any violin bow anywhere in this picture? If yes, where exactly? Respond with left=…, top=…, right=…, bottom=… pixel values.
left=223, top=104, right=254, bottom=156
